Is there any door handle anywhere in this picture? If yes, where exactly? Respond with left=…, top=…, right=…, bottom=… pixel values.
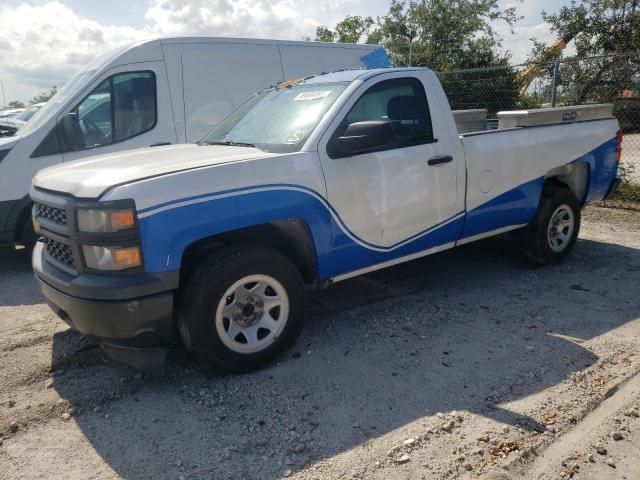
left=150, top=142, right=172, bottom=147
left=427, top=155, right=453, bottom=166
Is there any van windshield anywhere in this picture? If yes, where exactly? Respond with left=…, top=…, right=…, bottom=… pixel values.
left=201, top=83, right=347, bottom=153
left=19, top=69, right=97, bottom=136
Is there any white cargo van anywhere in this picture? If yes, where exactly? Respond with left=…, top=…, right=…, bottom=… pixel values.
left=0, top=36, right=389, bottom=248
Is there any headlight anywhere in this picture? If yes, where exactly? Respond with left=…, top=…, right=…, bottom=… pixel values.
left=77, top=208, right=136, bottom=232
left=82, top=245, right=141, bottom=270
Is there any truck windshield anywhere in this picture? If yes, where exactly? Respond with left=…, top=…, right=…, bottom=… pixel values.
left=201, top=82, right=347, bottom=153
left=19, top=69, right=97, bottom=136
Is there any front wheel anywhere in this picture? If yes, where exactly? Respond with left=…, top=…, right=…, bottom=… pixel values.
left=520, top=186, right=581, bottom=265
left=177, top=246, right=305, bottom=373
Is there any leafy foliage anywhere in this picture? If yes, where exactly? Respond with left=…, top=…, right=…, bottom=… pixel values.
left=316, top=15, right=376, bottom=44
left=30, top=86, right=57, bottom=105
left=373, top=0, right=521, bottom=70
left=7, top=100, right=25, bottom=109
left=316, top=0, right=525, bottom=112
left=317, top=1, right=521, bottom=70
left=437, top=67, right=523, bottom=114
left=533, top=1, right=640, bottom=106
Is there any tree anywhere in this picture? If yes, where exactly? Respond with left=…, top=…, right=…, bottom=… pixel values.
left=534, top=0, right=640, bottom=104
left=7, top=100, right=25, bottom=109
left=316, top=1, right=523, bottom=69
left=30, top=86, right=57, bottom=104
left=315, top=26, right=335, bottom=42
left=315, top=15, right=376, bottom=43
left=316, top=0, right=525, bottom=113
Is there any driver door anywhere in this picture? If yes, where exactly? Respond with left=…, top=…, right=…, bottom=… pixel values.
left=317, top=73, right=460, bottom=275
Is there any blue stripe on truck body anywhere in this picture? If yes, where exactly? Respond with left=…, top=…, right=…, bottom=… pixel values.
left=138, top=137, right=618, bottom=280
left=138, top=185, right=463, bottom=279
left=461, top=136, right=617, bottom=241
left=461, top=176, right=545, bottom=239
left=582, top=136, right=618, bottom=203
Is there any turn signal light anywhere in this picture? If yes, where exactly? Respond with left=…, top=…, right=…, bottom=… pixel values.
left=78, top=208, right=136, bottom=233
left=110, top=210, right=136, bottom=231
left=82, top=245, right=142, bottom=271
left=114, top=247, right=141, bottom=268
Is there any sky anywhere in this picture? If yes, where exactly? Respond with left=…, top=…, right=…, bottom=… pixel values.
left=0, top=0, right=573, bottom=104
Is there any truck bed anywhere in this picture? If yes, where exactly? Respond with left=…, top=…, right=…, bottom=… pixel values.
left=454, top=104, right=614, bottom=135
left=458, top=117, right=619, bottom=240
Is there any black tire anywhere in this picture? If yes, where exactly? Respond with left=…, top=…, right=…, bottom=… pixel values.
left=19, top=216, right=39, bottom=251
left=520, top=185, right=581, bottom=265
left=177, top=246, right=305, bottom=373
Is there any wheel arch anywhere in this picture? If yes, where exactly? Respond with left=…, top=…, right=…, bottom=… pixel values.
left=179, top=219, right=320, bottom=287
left=9, top=196, right=34, bottom=244
left=543, top=162, right=590, bottom=204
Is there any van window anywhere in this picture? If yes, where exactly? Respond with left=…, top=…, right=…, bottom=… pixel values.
left=76, top=79, right=112, bottom=146
left=56, top=71, right=156, bottom=153
left=112, top=72, right=156, bottom=142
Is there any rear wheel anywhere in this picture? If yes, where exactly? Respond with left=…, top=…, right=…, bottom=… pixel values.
left=520, top=186, right=581, bottom=265
left=177, top=246, right=305, bottom=373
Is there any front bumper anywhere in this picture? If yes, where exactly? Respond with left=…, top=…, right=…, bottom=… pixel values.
left=33, top=242, right=177, bottom=347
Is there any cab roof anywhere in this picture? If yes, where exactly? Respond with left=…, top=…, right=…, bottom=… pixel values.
left=301, top=67, right=431, bottom=85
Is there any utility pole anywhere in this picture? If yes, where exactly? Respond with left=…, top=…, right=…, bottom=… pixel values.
left=0, top=80, right=6, bottom=109
left=551, top=60, right=560, bottom=107
left=408, top=31, right=416, bottom=67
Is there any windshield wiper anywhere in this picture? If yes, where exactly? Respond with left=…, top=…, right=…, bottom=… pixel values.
left=202, top=140, right=257, bottom=148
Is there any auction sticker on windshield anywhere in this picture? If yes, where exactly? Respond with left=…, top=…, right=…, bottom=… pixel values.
left=294, top=91, right=332, bottom=101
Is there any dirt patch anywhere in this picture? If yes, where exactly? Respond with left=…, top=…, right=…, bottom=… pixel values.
left=1, top=205, right=639, bottom=480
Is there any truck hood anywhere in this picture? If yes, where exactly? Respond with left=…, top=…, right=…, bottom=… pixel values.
left=32, top=144, right=277, bottom=198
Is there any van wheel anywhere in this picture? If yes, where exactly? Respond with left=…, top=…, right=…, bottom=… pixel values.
left=177, top=246, right=305, bottom=373
left=520, top=186, right=581, bottom=265
left=19, top=217, right=38, bottom=251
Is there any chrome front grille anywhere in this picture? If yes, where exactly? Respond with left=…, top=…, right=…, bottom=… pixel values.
left=44, top=237, right=74, bottom=269
left=34, top=202, right=68, bottom=226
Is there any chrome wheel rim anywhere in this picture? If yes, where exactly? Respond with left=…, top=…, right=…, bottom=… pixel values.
left=547, top=205, right=575, bottom=253
left=215, top=274, right=289, bottom=354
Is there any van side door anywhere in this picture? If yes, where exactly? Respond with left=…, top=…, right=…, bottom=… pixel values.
left=58, top=62, right=177, bottom=162
left=316, top=72, right=462, bottom=277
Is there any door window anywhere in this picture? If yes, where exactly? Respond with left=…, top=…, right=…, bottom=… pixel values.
left=329, top=77, right=434, bottom=155
left=65, top=71, right=156, bottom=151
left=76, top=79, right=112, bottom=147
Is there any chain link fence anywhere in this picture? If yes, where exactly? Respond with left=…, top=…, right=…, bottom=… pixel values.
left=437, top=53, right=640, bottom=203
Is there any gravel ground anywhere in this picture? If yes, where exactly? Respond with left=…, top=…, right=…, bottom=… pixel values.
left=1, top=205, right=640, bottom=480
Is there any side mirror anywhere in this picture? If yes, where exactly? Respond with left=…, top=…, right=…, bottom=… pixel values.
left=329, top=120, right=393, bottom=158
left=60, top=112, right=85, bottom=151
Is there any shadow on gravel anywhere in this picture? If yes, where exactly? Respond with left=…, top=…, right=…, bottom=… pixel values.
left=0, top=246, right=43, bottom=306
left=49, top=234, right=640, bottom=479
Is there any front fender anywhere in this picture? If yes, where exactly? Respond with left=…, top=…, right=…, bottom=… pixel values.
left=137, top=186, right=336, bottom=278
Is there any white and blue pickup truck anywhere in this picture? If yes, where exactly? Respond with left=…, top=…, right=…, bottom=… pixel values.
left=31, top=67, right=622, bottom=371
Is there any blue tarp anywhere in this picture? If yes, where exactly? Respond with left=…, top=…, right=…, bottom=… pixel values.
left=360, top=47, right=392, bottom=68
